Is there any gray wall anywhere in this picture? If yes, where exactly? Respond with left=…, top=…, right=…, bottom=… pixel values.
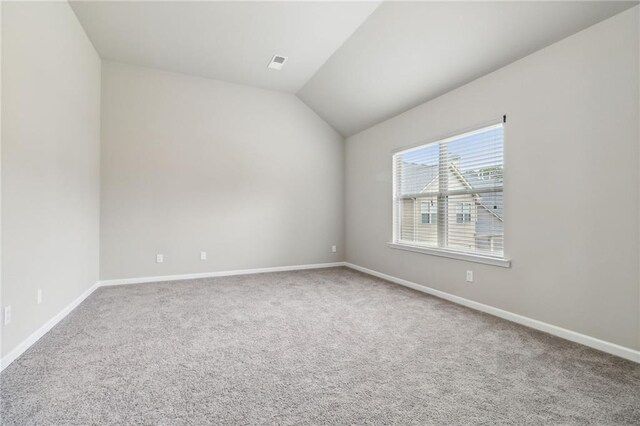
left=345, top=7, right=640, bottom=350
left=100, top=61, right=344, bottom=280
left=1, top=2, right=101, bottom=357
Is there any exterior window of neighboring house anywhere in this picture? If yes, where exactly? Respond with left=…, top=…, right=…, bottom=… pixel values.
left=456, top=203, right=472, bottom=224
left=420, top=201, right=436, bottom=224
left=392, top=122, right=506, bottom=264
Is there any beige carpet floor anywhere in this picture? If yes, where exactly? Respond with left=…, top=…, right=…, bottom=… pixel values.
left=1, top=267, right=639, bottom=425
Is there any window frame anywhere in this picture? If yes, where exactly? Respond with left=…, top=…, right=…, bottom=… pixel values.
left=390, top=120, right=510, bottom=268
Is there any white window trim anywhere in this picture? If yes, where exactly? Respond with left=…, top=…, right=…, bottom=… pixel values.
left=391, top=118, right=510, bottom=268
left=388, top=242, right=511, bottom=268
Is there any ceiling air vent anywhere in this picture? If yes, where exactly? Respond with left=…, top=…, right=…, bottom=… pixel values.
left=268, top=55, right=288, bottom=70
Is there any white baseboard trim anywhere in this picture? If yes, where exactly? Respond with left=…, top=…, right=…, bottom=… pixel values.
left=345, top=262, right=640, bottom=364
left=99, top=262, right=347, bottom=287
left=0, top=281, right=100, bottom=372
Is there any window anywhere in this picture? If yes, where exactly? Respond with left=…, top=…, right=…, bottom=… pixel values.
left=420, top=201, right=436, bottom=224
left=391, top=123, right=506, bottom=264
left=456, top=203, right=472, bottom=224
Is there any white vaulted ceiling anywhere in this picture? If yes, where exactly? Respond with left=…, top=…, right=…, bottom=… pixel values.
left=70, top=1, right=638, bottom=136
left=297, top=1, right=638, bottom=136
left=69, top=0, right=382, bottom=93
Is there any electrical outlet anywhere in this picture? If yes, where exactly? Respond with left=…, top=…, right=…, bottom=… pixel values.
left=331, top=245, right=337, bottom=253
left=200, top=251, right=207, bottom=261
left=466, top=270, right=474, bottom=283
left=37, top=289, right=42, bottom=305
left=156, top=254, right=164, bottom=263
left=4, top=306, right=12, bottom=325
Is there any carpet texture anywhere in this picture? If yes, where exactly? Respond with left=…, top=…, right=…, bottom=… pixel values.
left=1, top=267, right=639, bottom=425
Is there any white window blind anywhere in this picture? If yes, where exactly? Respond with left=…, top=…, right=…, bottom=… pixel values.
left=392, top=123, right=505, bottom=259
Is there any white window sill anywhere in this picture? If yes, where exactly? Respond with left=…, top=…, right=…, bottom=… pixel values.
left=388, top=242, right=511, bottom=268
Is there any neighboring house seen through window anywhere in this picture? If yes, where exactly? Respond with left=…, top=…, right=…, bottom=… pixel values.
left=392, top=122, right=505, bottom=261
